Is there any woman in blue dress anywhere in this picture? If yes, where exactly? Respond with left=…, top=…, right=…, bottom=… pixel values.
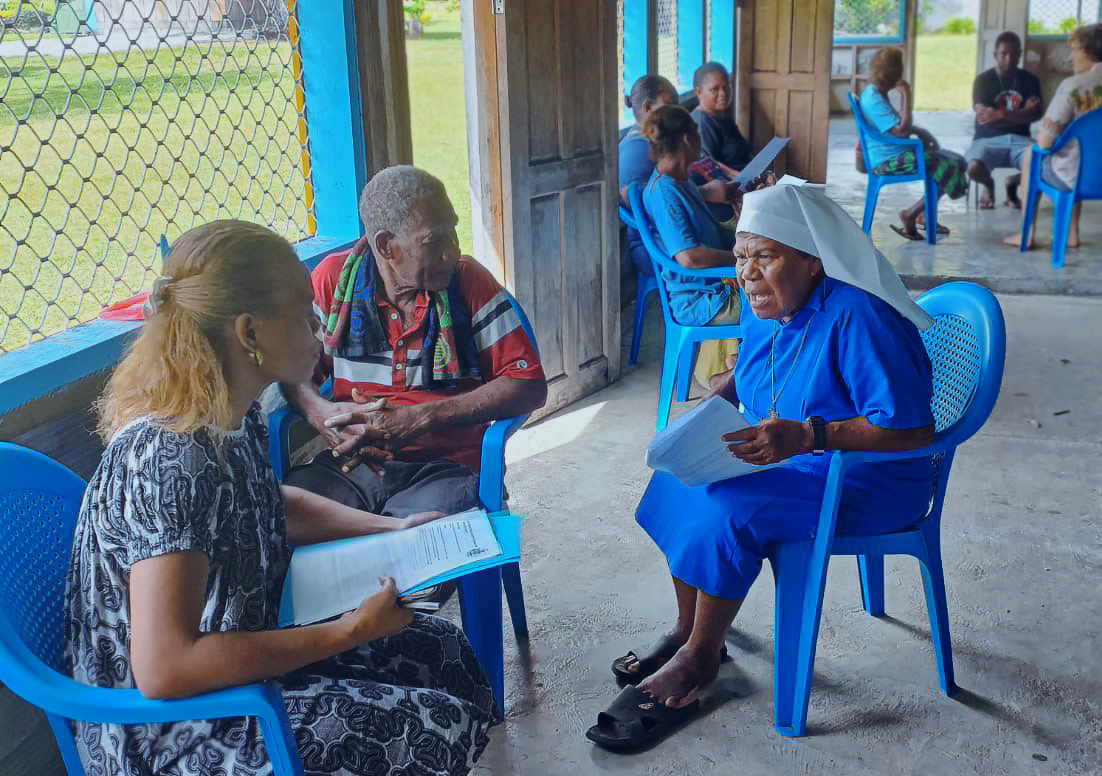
left=640, top=104, right=741, bottom=391
left=590, top=180, right=937, bottom=750
left=66, top=220, right=500, bottom=775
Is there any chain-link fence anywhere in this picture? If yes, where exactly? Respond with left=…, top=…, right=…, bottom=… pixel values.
left=833, top=0, right=904, bottom=39
left=1028, top=0, right=1101, bottom=35
left=656, top=0, right=678, bottom=88
left=0, top=0, right=312, bottom=353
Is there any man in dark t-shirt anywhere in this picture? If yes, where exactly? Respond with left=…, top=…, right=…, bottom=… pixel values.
left=964, top=31, right=1044, bottom=208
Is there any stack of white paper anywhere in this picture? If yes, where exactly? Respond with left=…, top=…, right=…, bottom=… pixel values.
left=282, top=509, right=503, bottom=626
left=645, top=397, right=777, bottom=486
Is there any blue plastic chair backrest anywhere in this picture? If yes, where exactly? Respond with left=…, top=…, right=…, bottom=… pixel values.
left=1048, top=108, right=1102, bottom=199
left=847, top=92, right=877, bottom=172
left=625, top=181, right=698, bottom=324
left=493, top=289, right=540, bottom=442
left=618, top=204, right=639, bottom=231
left=0, top=444, right=88, bottom=673
left=915, top=282, right=1006, bottom=447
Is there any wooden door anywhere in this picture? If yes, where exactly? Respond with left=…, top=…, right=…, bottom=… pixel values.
left=736, top=0, right=835, bottom=182
left=463, top=0, right=621, bottom=417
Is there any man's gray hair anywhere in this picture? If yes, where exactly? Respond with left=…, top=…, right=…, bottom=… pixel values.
left=359, top=165, right=454, bottom=239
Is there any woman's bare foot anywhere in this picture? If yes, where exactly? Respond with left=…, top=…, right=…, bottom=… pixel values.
left=977, top=186, right=995, bottom=209
left=1003, top=232, right=1030, bottom=248
left=613, top=630, right=690, bottom=680
left=638, top=644, right=722, bottom=708
left=899, top=209, right=919, bottom=235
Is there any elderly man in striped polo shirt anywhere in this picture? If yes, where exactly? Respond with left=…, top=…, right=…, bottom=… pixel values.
left=280, top=165, right=547, bottom=521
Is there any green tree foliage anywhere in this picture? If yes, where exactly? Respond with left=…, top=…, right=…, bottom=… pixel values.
left=943, top=16, right=977, bottom=35
left=834, top=0, right=901, bottom=37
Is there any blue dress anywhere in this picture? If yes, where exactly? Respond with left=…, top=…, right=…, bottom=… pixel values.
left=641, top=169, right=734, bottom=326
left=636, top=277, right=935, bottom=600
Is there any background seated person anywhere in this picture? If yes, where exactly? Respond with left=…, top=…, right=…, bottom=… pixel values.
left=861, top=46, right=969, bottom=240
left=1004, top=23, right=1102, bottom=250
left=966, top=31, right=1044, bottom=209
left=280, top=165, right=547, bottom=519
left=620, top=74, right=742, bottom=277
left=641, top=104, right=740, bottom=392
left=690, top=61, right=751, bottom=174
left=591, top=182, right=936, bottom=751
left=69, top=220, right=500, bottom=776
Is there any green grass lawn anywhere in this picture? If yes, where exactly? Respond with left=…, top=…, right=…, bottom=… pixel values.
left=0, top=4, right=470, bottom=353
left=405, top=7, right=471, bottom=253
left=914, top=33, right=978, bottom=111
left=0, top=40, right=311, bottom=351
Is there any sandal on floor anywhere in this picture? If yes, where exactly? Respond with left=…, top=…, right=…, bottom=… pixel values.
left=918, top=222, right=951, bottom=236
left=585, top=685, right=701, bottom=753
left=611, top=644, right=729, bottom=685
left=890, top=224, right=924, bottom=241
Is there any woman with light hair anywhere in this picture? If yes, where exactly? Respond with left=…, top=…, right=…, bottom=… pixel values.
left=68, top=220, right=501, bottom=775
left=860, top=46, right=968, bottom=240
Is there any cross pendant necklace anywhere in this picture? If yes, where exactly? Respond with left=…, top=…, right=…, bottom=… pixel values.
left=767, top=318, right=812, bottom=421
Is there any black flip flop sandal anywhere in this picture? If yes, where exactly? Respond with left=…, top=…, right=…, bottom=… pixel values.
left=917, top=222, right=951, bottom=236
left=890, top=223, right=924, bottom=241
left=585, top=685, right=701, bottom=753
left=611, top=644, right=729, bottom=685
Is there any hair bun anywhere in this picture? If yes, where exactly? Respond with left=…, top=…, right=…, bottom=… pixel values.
left=624, top=95, right=633, bottom=109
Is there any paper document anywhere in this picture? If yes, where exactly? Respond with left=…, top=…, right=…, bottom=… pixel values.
left=733, top=137, right=789, bottom=186
left=645, top=397, right=778, bottom=486
left=281, top=509, right=503, bottom=626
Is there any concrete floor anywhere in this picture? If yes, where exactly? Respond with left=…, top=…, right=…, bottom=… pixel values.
left=825, top=111, right=1102, bottom=295
left=467, top=288, right=1102, bottom=775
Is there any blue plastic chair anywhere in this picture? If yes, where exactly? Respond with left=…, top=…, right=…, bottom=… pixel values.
left=848, top=92, right=939, bottom=246
left=626, top=181, right=742, bottom=431
left=637, top=281, right=1005, bottom=736
left=1019, top=109, right=1102, bottom=268
left=0, top=444, right=305, bottom=775
left=618, top=203, right=660, bottom=365
left=771, top=281, right=1006, bottom=735
left=267, top=290, right=538, bottom=707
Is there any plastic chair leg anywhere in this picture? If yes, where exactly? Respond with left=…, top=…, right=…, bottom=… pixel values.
left=674, top=340, right=695, bottom=403
left=502, top=561, right=529, bottom=639
left=1050, top=193, right=1074, bottom=268
left=629, top=274, right=652, bottom=365
left=923, top=181, right=939, bottom=246
left=656, top=340, right=680, bottom=431
left=459, top=566, right=505, bottom=709
left=857, top=554, right=885, bottom=616
left=917, top=523, right=957, bottom=696
left=769, top=541, right=814, bottom=737
left=862, top=179, right=881, bottom=233
left=253, top=689, right=307, bottom=776
left=46, top=713, right=83, bottom=776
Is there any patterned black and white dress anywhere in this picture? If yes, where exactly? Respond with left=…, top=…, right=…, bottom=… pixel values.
left=65, top=406, right=501, bottom=776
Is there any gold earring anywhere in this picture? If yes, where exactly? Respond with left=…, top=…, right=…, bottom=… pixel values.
left=249, top=350, right=264, bottom=367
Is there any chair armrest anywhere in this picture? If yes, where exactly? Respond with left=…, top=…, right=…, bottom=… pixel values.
left=478, top=414, right=527, bottom=511
left=808, top=439, right=953, bottom=543
left=5, top=661, right=288, bottom=726
left=1031, top=144, right=1052, bottom=159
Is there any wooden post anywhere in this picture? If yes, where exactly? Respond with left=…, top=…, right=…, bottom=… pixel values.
left=354, top=0, right=414, bottom=178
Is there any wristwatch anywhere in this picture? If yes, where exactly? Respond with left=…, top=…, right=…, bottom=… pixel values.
left=806, top=416, right=826, bottom=456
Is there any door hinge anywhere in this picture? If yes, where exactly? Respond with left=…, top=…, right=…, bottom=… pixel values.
left=491, top=0, right=504, bottom=15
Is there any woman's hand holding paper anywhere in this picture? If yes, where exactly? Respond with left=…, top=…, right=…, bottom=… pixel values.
left=341, top=577, right=413, bottom=645
left=722, top=419, right=811, bottom=465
